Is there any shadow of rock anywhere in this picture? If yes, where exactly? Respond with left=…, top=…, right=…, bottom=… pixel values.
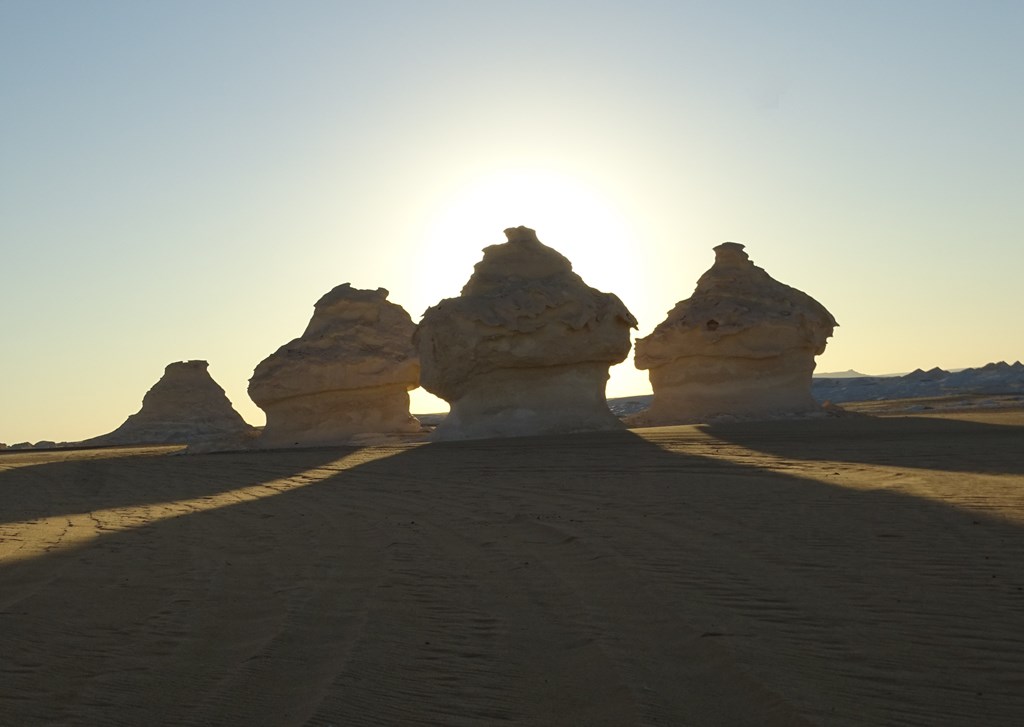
left=2, top=429, right=1023, bottom=725
left=700, top=414, right=1024, bottom=475
left=0, top=446, right=352, bottom=527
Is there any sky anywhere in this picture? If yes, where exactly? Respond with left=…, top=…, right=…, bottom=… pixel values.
left=2, top=1, right=1023, bottom=444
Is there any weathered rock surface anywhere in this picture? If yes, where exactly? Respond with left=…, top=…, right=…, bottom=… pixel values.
left=415, top=226, right=636, bottom=440
left=632, top=242, right=836, bottom=425
left=85, top=360, right=256, bottom=446
left=248, top=284, right=420, bottom=448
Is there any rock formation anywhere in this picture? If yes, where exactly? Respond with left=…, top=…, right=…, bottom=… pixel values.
left=632, top=242, right=836, bottom=425
left=414, top=226, right=637, bottom=440
left=85, top=360, right=256, bottom=446
left=248, top=284, right=420, bottom=448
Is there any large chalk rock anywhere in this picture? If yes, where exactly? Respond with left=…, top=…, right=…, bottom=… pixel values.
left=415, top=226, right=636, bottom=440
left=249, top=284, right=420, bottom=448
left=86, top=360, right=256, bottom=446
left=632, top=242, right=837, bottom=425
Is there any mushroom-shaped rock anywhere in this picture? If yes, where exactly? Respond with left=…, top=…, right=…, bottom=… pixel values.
left=85, top=360, right=256, bottom=446
left=248, top=284, right=420, bottom=448
left=632, top=242, right=837, bottom=425
left=415, top=226, right=637, bottom=440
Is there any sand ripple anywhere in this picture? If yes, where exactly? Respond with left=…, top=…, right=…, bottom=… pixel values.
left=2, top=413, right=1023, bottom=725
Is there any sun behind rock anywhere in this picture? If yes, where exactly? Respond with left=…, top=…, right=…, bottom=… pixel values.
left=415, top=226, right=637, bottom=441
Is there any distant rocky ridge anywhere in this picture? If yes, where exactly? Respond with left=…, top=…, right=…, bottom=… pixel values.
left=814, top=369, right=868, bottom=379
left=607, top=360, right=1024, bottom=418
left=811, top=361, right=1024, bottom=404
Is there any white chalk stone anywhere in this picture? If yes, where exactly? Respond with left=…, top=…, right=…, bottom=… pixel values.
left=86, top=360, right=255, bottom=446
left=632, top=242, right=837, bottom=425
left=249, top=284, right=420, bottom=448
left=415, top=226, right=636, bottom=440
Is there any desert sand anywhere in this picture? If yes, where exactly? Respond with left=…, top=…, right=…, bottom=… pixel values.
left=2, top=409, right=1024, bottom=725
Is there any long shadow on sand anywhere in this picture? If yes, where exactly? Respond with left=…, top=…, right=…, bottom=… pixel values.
left=2, top=430, right=1024, bottom=725
left=0, top=446, right=351, bottom=526
left=701, top=414, right=1024, bottom=475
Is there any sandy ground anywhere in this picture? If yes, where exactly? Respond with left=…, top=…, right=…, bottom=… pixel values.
left=2, top=410, right=1023, bottom=726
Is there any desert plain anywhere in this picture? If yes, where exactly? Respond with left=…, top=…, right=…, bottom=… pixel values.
left=2, top=405, right=1023, bottom=726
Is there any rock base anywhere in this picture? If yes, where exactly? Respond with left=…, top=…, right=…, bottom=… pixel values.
left=432, top=363, right=623, bottom=441
left=628, top=353, right=822, bottom=426
left=257, top=385, right=421, bottom=449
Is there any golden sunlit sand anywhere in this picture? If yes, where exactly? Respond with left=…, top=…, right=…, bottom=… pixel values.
left=2, top=409, right=1024, bottom=725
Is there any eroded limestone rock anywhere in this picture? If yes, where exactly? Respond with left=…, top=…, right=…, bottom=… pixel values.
left=632, top=242, right=836, bottom=425
left=86, top=360, right=255, bottom=446
left=249, top=284, right=420, bottom=448
left=415, top=226, right=636, bottom=440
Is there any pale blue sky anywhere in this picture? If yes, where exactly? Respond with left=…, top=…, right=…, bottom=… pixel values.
left=2, top=1, right=1022, bottom=443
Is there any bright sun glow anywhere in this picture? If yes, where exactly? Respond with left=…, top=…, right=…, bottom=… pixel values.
left=411, top=167, right=642, bottom=316
left=406, top=167, right=650, bottom=414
